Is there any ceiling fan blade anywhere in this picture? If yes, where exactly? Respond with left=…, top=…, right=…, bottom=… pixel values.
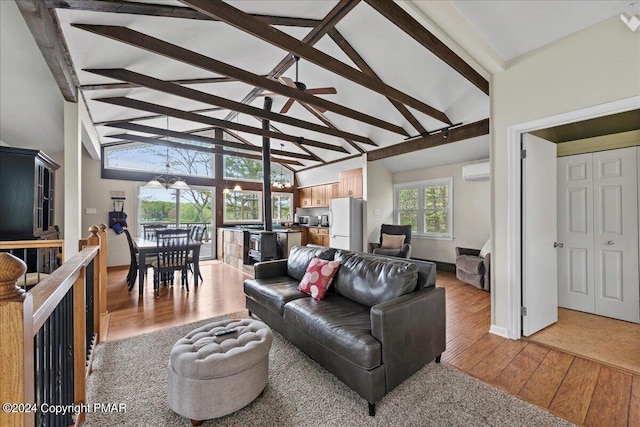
left=308, top=87, right=337, bottom=95
left=280, top=98, right=296, bottom=114
left=280, top=77, right=297, bottom=88
left=255, top=91, right=280, bottom=97
left=306, top=102, right=327, bottom=113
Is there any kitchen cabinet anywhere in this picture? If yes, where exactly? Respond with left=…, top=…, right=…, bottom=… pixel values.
left=311, top=185, right=326, bottom=207
left=339, top=168, right=363, bottom=199
left=307, top=227, right=329, bottom=247
left=297, top=183, right=338, bottom=208
left=298, top=187, right=312, bottom=207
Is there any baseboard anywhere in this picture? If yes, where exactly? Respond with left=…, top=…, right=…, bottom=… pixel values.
left=411, top=258, right=456, bottom=273
left=489, top=324, right=510, bottom=339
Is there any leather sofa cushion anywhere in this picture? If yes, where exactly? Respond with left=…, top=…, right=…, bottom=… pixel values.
left=456, top=255, right=485, bottom=274
left=244, top=277, right=309, bottom=315
left=283, top=295, right=381, bottom=370
left=333, top=251, right=418, bottom=307
left=287, top=246, right=337, bottom=281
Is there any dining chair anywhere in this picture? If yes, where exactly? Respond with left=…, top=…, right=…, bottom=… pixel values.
left=152, top=229, right=191, bottom=297
left=143, top=224, right=168, bottom=241
left=123, top=228, right=155, bottom=292
left=187, top=225, right=206, bottom=283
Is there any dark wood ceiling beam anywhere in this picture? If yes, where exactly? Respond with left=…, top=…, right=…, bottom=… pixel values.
left=265, top=122, right=326, bottom=164
left=328, top=29, right=427, bottom=135
left=93, top=105, right=226, bottom=126
left=232, top=0, right=361, bottom=112
left=181, top=0, right=452, bottom=125
left=367, top=118, right=489, bottom=161
left=95, top=96, right=348, bottom=154
left=45, top=0, right=320, bottom=26
left=106, top=133, right=306, bottom=166
left=300, top=103, right=365, bottom=154
left=86, top=68, right=377, bottom=145
left=16, top=0, right=78, bottom=102
left=104, top=121, right=315, bottom=163
left=80, top=75, right=250, bottom=91
left=72, top=24, right=408, bottom=136
left=363, top=0, right=489, bottom=95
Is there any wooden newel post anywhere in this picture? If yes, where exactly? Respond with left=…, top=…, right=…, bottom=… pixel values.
left=0, top=253, right=35, bottom=426
left=98, top=223, right=108, bottom=322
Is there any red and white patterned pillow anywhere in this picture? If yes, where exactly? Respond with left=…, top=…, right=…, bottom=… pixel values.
left=298, top=257, right=341, bottom=300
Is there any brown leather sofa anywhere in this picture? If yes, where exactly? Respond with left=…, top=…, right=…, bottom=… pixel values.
left=243, top=246, right=445, bottom=416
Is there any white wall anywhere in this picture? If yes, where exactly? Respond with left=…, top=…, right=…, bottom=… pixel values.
left=394, top=159, right=490, bottom=264
left=81, top=150, right=139, bottom=267
left=365, top=160, right=394, bottom=245
left=295, top=156, right=363, bottom=187
left=491, top=17, right=640, bottom=332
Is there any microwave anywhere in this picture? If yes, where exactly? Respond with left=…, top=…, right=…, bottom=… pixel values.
left=299, top=216, right=318, bottom=226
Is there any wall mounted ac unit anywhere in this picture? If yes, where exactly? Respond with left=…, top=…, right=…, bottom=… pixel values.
left=462, top=161, right=490, bottom=181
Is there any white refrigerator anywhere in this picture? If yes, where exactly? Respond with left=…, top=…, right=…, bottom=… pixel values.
left=329, top=198, right=364, bottom=251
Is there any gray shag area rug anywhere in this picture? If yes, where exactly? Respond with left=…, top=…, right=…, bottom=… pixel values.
left=84, top=314, right=574, bottom=426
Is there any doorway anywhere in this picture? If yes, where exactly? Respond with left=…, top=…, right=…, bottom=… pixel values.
left=506, top=96, right=640, bottom=339
left=138, top=186, right=216, bottom=259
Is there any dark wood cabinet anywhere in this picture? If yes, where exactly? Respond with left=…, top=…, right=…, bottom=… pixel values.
left=0, top=147, right=60, bottom=240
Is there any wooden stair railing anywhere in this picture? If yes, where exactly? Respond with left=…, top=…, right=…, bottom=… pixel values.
left=0, top=225, right=107, bottom=426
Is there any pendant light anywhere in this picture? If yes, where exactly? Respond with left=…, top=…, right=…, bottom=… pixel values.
left=272, top=143, right=291, bottom=189
left=145, top=116, right=190, bottom=190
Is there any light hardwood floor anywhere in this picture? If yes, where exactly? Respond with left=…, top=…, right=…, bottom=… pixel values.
left=105, top=262, right=639, bottom=427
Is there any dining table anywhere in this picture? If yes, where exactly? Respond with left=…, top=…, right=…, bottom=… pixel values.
left=133, top=237, right=202, bottom=296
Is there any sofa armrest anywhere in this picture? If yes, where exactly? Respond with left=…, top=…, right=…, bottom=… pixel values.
left=369, top=242, right=381, bottom=253
left=455, top=247, right=481, bottom=257
left=370, top=286, right=446, bottom=391
left=400, top=243, right=412, bottom=259
left=253, top=259, right=288, bottom=279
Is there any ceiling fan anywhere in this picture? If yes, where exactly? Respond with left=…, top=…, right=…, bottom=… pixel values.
left=259, top=56, right=337, bottom=114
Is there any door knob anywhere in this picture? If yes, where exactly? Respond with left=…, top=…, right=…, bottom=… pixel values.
left=607, top=240, right=614, bottom=245
left=554, top=242, right=564, bottom=248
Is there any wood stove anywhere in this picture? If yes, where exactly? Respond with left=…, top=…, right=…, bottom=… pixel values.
left=247, top=231, right=277, bottom=263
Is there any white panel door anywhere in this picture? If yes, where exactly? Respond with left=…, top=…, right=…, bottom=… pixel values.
left=557, top=154, right=595, bottom=312
left=593, top=147, right=639, bottom=323
left=522, top=134, right=558, bottom=336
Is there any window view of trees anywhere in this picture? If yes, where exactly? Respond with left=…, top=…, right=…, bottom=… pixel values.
left=424, top=185, right=448, bottom=233
left=223, top=155, right=293, bottom=184
left=224, top=191, right=261, bottom=222
left=272, top=193, right=292, bottom=223
left=394, top=178, right=452, bottom=238
left=106, top=143, right=213, bottom=178
left=397, top=188, right=418, bottom=231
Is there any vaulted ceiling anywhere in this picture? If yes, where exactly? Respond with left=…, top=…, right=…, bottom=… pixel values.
left=12, top=0, right=491, bottom=171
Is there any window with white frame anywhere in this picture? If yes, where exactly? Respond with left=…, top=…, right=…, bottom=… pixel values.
left=223, top=190, right=262, bottom=223
left=272, top=193, right=293, bottom=223
left=394, top=177, right=453, bottom=239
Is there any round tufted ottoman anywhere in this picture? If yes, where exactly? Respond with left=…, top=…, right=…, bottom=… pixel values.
left=167, top=318, right=273, bottom=425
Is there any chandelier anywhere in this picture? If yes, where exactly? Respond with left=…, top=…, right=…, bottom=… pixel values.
left=145, top=117, right=190, bottom=191
left=272, top=143, right=292, bottom=189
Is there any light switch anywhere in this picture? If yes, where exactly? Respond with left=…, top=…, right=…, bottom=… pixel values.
left=85, top=208, right=97, bottom=214
left=373, top=209, right=380, bottom=215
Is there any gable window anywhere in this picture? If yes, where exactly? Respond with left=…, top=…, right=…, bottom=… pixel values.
left=223, top=190, right=262, bottom=223
left=272, top=193, right=292, bottom=223
left=394, top=177, right=453, bottom=239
